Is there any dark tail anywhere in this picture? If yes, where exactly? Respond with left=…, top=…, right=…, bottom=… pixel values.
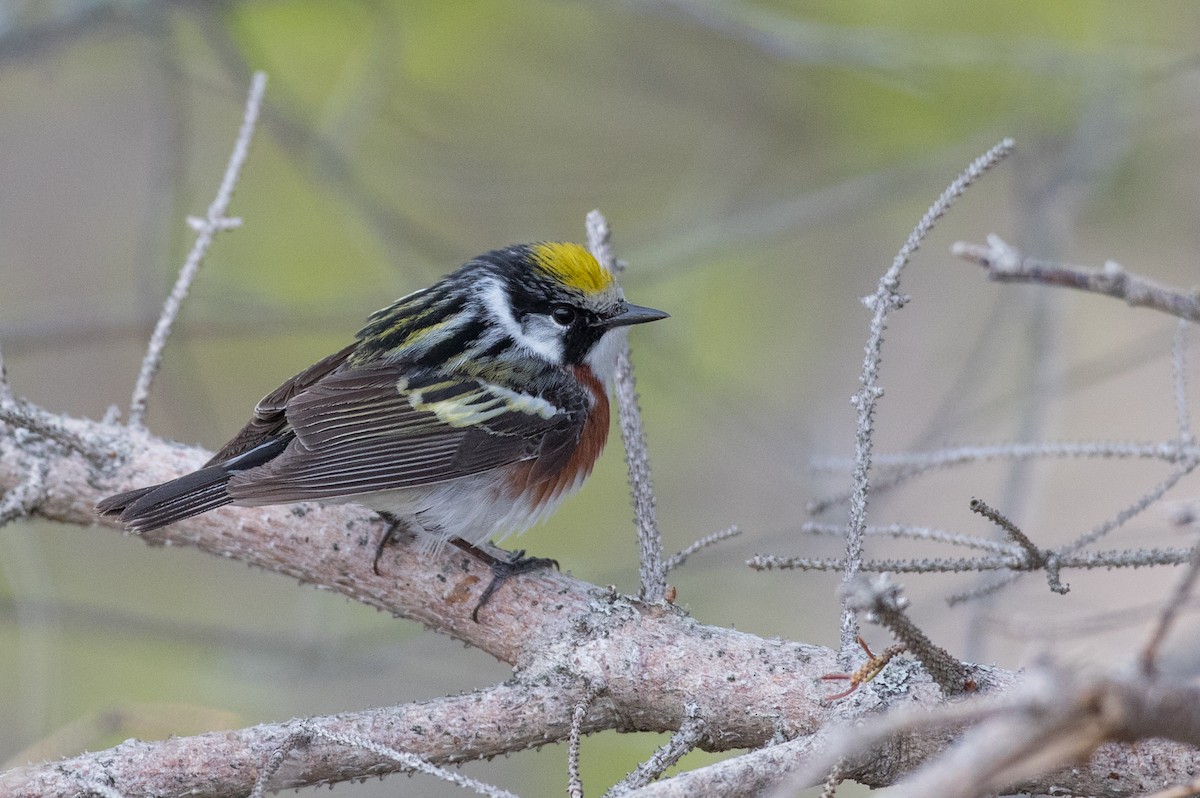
left=97, top=436, right=292, bottom=532
left=96, top=465, right=236, bottom=532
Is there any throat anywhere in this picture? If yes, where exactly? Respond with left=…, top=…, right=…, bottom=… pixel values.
left=562, top=363, right=609, bottom=483
left=581, top=327, right=626, bottom=386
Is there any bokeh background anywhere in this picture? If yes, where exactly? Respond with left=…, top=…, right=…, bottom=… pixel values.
left=4, top=2, right=1200, bottom=795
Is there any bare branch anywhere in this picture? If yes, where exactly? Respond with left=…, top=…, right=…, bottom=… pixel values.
left=881, top=669, right=1200, bottom=798
left=1061, top=455, right=1200, bottom=554
left=752, top=547, right=1195, bottom=575
left=808, top=438, right=1200, bottom=514
left=817, top=757, right=847, bottom=798
left=970, top=498, right=1066, bottom=593
left=1140, top=541, right=1200, bottom=676
left=802, top=522, right=1019, bottom=555
left=2, top=680, right=612, bottom=798
left=838, top=139, right=1014, bottom=657
left=248, top=728, right=307, bottom=798
left=606, top=704, right=706, bottom=795
left=127, top=71, right=268, bottom=426
left=1174, top=320, right=1194, bottom=444
left=789, top=661, right=1200, bottom=797
left=953, top=234, right=1200, bottom=323
left=0, top=343, right=11, bottom=405
left=842, top=574, right=972, bottom=695
left=665, top=525, right=741, bottom=572
left=586, top=210, right=667, bottom=603
left=302, top=724, right=518, bottom=798
left=627, top=735, right=825, bottom=798
left=1, top=409, right=867, bottom=795
left=829, top=439, right=1200, bottom=470
left=568, top=683, right=604, bottom=798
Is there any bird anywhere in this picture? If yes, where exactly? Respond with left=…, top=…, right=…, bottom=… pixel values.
left=97, top=242, right=668, bottom=619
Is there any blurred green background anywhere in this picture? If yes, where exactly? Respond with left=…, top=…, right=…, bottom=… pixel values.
left=4, top=1, right=1200, bottom=795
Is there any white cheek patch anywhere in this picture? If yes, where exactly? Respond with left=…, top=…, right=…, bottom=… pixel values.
left=479, top=278, right=563, bottom=363
left=520, top=315, right=566, bottom=363
left=584, top=325, right=627, bottom=385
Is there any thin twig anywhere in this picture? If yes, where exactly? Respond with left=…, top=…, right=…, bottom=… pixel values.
left=1140, top=541, right=1200, bottom=676
left=568, top=684, right=604, bottom=798
left=808, top=438, right=1200, bottom=514
left=313, top=725, right=518, bottom=798
left=802, top=522, right=1020, bottom=555
left=839, top=139, right=1015, bottom=657
left=254, top=723, right=519, bottom=798
left=665, top=526, right=741, bottom=572
left=968, top=498, right=1066, bottom=592
left=953, top=234, right=1200, bottom=323
left=818, top=757, right=848, bottom=798
left=0, top=343, right=12, bottom=404
left=127, top=71, right=268, bottom=426
left=843, top=574, right=971, bottom=695
left=248, top=729, right=309, bottom=798
left=1174, top=320, right=1194, bottom=444
left=814, top=439, right=1200, bottom=472
left=751, top=546, right=1195, bottom=575
left=586, top=210, right=666, bottom=603
left=1061, top=456, right=1200, bottom=554
left=604, top=704, right=705, bottom=795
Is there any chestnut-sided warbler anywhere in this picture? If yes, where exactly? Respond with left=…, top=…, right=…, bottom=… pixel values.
left=97, top=242, right=667, bottom=617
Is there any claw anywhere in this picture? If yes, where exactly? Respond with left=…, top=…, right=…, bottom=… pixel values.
left=449, top=538, right=558, bottom=621
left=373, top=514, right=407, bottom=576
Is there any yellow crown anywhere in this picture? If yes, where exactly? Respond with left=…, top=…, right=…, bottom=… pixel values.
left=529, top=242, right=615, bottom=295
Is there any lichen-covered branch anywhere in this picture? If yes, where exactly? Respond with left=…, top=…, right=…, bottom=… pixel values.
left=6, top=404, right=1194, bottom=797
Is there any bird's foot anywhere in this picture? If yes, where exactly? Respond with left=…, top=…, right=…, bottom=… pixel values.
left=373, top=514, right=409, bottom=576
left=449, top=538, right=558, bottom=622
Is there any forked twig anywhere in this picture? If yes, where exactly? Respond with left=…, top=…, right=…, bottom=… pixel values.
left=128, top=71, right=268, bottom=426
left=838, top=138, right=1014, bottom=656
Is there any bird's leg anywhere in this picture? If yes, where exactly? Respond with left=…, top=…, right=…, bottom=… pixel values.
left=448, top=537, right=559, bottom=622
left=373, top=513, right=411, bottom=575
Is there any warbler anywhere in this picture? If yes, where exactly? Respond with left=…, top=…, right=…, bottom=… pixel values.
left=97, top=242, right=667, bottom=618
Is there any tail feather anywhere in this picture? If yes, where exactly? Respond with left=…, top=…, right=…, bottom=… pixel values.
left=96, top=437, right=292, bottom=532
left=96, top=465, right=234, bottom=533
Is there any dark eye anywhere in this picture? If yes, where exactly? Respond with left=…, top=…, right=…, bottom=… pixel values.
left=551, top=305, right=577, bottom=326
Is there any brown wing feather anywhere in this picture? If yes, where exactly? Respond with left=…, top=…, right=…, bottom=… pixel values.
left=225, top=362, right=587, bottom=504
